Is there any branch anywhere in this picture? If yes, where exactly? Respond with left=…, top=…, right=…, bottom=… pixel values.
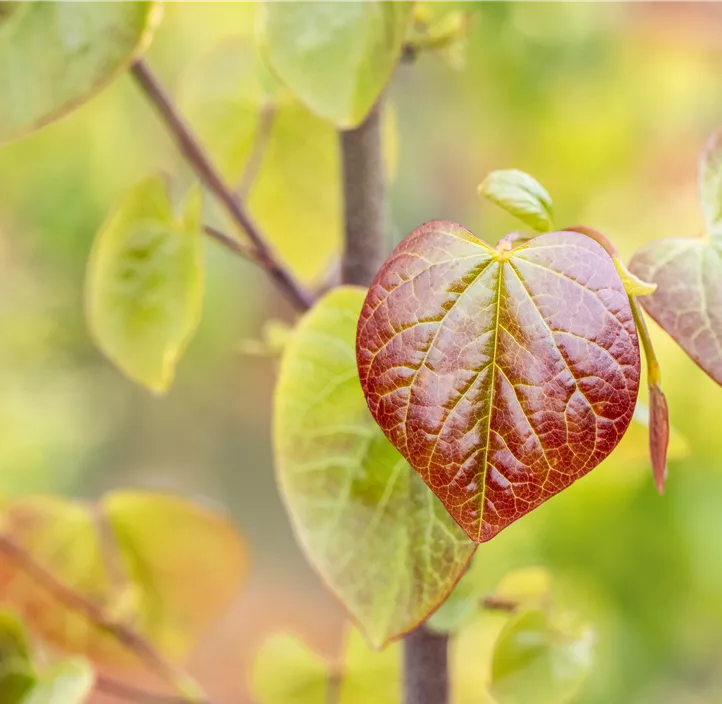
left=0, top=535, right=212, bottom=704
left=131, top=59, right=313, bottom=312
left=402, top=627, right=449, bottom=704
left=339, top=101, right=386, bottom=286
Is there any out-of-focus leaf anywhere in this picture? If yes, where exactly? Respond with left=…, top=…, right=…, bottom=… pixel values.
left=274, top=287, right=475, bottom=648
left=0, top=492, right=246, bottom=667
left=699, top=128, right=722, bottom=240
left=252, top=629, right=399, bottom=704
left=407, top=6, right=475, bottom=70
left=252, top=634, right=329, bottom=704
left=478, top=170, right=554, bottom=233
left=338, top=628, right=399, bottom=704
left=0, top=612, right=34, bottom=703
left=0, top=2, right=161, bottom=144
left=23, top=660, right=94, bottom=704
left=358, top=223, right=641, bottom=543
left=258, top=2, right=413, bottom=128
left=182, top=38, right=398, bottom=285
left=629, top=237, right=722, bottom=386
left=490, top=610, right=594, bottom=704
left=625, top=401, right=688, bottom=463
left=86, top=176, right=205, bottom=394
left=649, top=383, right=669, bottom=494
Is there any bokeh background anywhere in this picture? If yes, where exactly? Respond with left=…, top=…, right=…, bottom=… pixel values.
left=2, top=2, right=722, bottom=702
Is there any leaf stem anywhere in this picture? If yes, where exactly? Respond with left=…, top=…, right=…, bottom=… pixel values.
left=0, top=535, right=212, bottom=704
left=630, top=295, right=661, bottom=386
left=130, top=59, right=313, bottom=312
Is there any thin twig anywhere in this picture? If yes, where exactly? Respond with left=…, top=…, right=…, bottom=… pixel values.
left=0, top=535, right=211, bottom=704
left=203, top=225, right=259, bottom=263
left=131, top=59, right=313, bottom=312
left=480, top=595, right=519, bottom=613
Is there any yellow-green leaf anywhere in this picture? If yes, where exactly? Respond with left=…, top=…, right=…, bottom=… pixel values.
left=86, top=176, right=204, bottom=394
left=490, top=610, right=594, bottom=704
left=258, top=2, right=413, bottom=128
left=252, top=634, right=329, bottom=704
left=0, top=2, right=161, bottom=144
left=252, top=628, right=399, bottom=704
left=0, top=492, right=246, bottom=667
left=274, top=287, right=476, bottom=648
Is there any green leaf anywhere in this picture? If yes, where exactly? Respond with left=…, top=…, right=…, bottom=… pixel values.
left=339, top=629, right=399, bottom=704
left=274, top=287, right=476, bottom=648
left=0, top=612, right=35, bottom=703
left=490, top=610, right=594, bottom=704
left=86, top=176, right=205, bottom=394
left=478, top=170, right=554, bottom=233
left=252, top=634, right=329, bottom=704
left=0, top=2, right=161, bottom=144
left=699, top=128, right=722, bottom=240
left=252, top=629, right=399, bottom=704
left=258, top=1, right=414, bottom=128
left=0, top=492, right=246, bottom=667
left=23, top=660, right=94, bottom=704
left=629, top=237, right=722, bottom=386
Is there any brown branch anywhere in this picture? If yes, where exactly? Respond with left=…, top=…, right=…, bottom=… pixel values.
left=203, top=224, right=259, bottom=263
left=480, top=595, right=519, bottom=613
left=339, top=101, right=386, bottom=287
left=131, top=59, right=313, bottom=312
left=403, top=627, right=449, bottom=704
left=0, top=535, right=211, bottom=704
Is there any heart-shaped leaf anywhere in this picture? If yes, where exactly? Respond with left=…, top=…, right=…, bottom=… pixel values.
left=258, top=1, right=413, bottom=128
left=629, top=238, right=722, bottom=385
left=357, top=222, right=641, bottom=543
left=86, top=176, right=205, bottom=394
left=0, top=492, right=246, bottom=667
left=274, top=287, right=476, bottom=648
left=0, top=2, right=161, bottom=144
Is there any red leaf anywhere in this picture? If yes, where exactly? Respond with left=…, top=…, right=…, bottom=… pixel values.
left=629, top=238, right=722, bottom=386
left=649, top=383, right=670, bottom=494
left=357, top=221, right=641, bottom=543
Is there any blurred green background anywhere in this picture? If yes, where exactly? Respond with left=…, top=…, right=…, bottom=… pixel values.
left=2, top=2, right=722, bottom=702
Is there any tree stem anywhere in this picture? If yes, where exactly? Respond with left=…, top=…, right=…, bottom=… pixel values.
left=339, top=102, right=386, bottom=287
left=403, top=626, right=450, bottom=704
left=131, top=59, right=313, bottom=312
left=339, top=98, right=447, bottom=704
